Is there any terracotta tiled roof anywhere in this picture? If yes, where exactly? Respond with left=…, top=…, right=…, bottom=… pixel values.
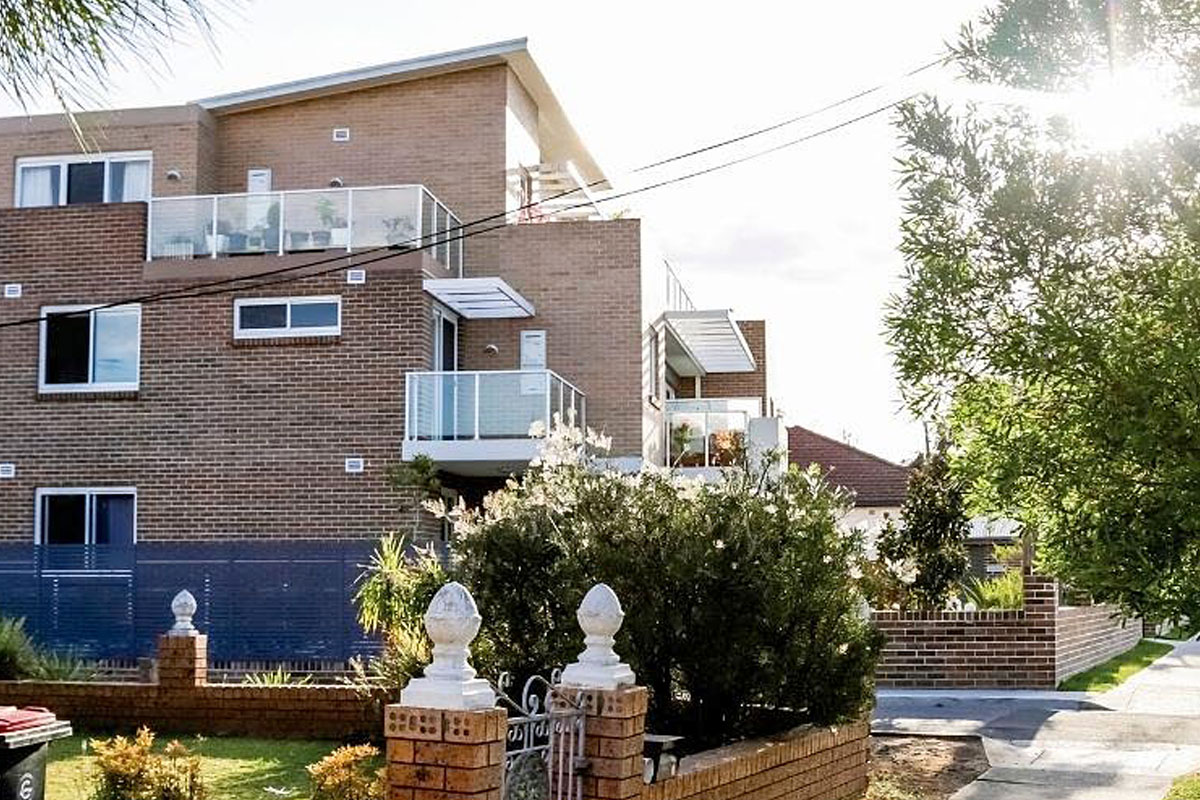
left=787, top=425, right=911, bottom=507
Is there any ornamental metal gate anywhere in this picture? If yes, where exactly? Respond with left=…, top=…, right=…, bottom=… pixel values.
left=497, top=671, right=586, bottom=800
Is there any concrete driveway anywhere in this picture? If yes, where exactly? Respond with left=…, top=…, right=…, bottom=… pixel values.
left=873, top=640, right=1200, bottom=799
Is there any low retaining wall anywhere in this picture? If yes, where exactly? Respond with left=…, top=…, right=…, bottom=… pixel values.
left=873, top=574, right=1142, bottom=689
left=872, top=575, right=1058, bottom=688
left=1056, top=605, right=1141, bottom=684
left=0, top=680, right=378, bottom=738
left=0, top=633, right=377, bottom=738
left=642, top=721, right=869, bottom=800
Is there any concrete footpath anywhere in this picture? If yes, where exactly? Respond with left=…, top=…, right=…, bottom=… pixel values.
left=873, top=640, right=1200, bottom=799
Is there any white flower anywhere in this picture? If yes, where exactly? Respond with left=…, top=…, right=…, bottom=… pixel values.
left=714, top=539, right=726, bottom=550
left=528, top=419, right=547, bottom=438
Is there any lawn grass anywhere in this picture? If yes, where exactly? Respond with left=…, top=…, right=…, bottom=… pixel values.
left=47, top=734, right=343, bottom=800
left=1058, top=639, right=1174, bottom=692
left=1166, top=773, right=1200, bottom=799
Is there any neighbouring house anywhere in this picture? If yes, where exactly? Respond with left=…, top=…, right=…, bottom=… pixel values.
left=786, top=424, right=909, bottom=539
left=0, top=39, right=783, bottom=662
left=786, top=426, right=1020, bottom=577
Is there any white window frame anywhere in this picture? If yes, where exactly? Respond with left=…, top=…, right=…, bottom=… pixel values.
left=38, top=304, right=142, bottom=394
left=14, top=150, right=154, bottom=207
left=233, top=295, right=342, bottom=340
left=33, top=487, right=138, bottom=546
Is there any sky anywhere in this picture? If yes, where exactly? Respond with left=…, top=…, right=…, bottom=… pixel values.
left=0, top=0, right=993, bottom=463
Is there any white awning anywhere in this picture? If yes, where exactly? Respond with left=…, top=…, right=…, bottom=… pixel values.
left=424, top=278, right=535, bottom=319
left=664, top=310, right=756, bottom=374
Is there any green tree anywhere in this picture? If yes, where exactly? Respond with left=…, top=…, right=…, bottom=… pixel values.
left=875, top=442, right=970, bottom=609
left=886, top=0, right=1200, bottom=620
left=1, top=0, right=218, bottom=126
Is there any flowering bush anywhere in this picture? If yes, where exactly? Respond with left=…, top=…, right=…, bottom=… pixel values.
left=307, top=744, right=384, bottom=800
left=440, top=419, right=881, bottom=745
left=88, top=728, right=204, bottom=800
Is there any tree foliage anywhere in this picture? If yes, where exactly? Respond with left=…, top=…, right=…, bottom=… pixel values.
left=447, top=423, right=881, bottom=746
left=0, top=0, right=218, bottom=129
left=875, top=444, right=970, bottom=609
left=887, top=0, right=1200, bottom=620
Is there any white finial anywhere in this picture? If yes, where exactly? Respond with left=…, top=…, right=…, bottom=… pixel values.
left=560, top=583, right=636, bottom=689
left=169, top=590, right=198, bottom=636
left=400, top=582, right=495, bottom=709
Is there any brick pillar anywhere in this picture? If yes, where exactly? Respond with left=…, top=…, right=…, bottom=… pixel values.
left=1023, top=573, right=1059, bottom=688
left=157, top=634, right=207, bottom=688
left=384, top=705, right=506, bottom=800
left=577, top=686, right=648, bottom=800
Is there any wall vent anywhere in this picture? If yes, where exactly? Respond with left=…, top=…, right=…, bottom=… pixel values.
left=0, top=464, right=14, bottom=479
left=332, top=128, right=351, bottom=142
left=346, top=269, right=366, bottom=285
left=344, top=457, right=365, bottom=474
left=3, top=284, right=21, bottom=299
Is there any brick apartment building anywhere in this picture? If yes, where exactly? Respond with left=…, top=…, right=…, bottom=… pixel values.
left=0, top=40, right=781, bottom=661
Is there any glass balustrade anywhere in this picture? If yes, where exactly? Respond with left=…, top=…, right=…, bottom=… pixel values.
left=405, top=370, right=586, bottom=441
left=148, top=184, right=463, bottom=272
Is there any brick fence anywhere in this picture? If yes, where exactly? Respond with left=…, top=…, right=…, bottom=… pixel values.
left=0, top=624, right=378, bottom=738
left=641, top=721, right=868, bottom=800
left=1056, top=604, right=1141, bottom=685
left=872, top=574, right=1140, bottom=688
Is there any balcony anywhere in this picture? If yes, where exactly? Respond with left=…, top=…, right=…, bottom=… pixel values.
left=147, top=184, right=463, bottom=273
left=402, top=370, right=586, bottom=475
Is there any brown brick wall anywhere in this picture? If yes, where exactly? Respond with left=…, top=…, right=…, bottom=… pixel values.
left=213, top=66, right=511, bottom=277
left=0, top=203, right=436, bottom=543
left=0, top=106, right=216, bottom=203
left=458, top=220, right=644, bottom=457
left=871, top=575, right=1059, bottom=688
left=0, top=679, right=378, bottom=738
left=1055, top=605, right=1142, bottom=685
left=674, top=320, right=767, bottom=406
left=641, top=721, right=869, bottom=800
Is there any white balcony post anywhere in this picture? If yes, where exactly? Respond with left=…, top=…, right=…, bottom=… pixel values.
left=345, top=187, right=354, bottom=253
left=406, top=372, right=415, bottom=442
left=277, top=192, right=286, bottom=255
left=145, top=201, right=153, bottom=261
left=545, top=372, right=553, bottom=430
left=210, top=196, right=219, bottom=259
left=416, top=190, right=425, bottom=252
left=560, top=584, right=636, bottom=690
left=400, top=582, right=495, bottom=710
left=473, top=372, right=481, bottom=440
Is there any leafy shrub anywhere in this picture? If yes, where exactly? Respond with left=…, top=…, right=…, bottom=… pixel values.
left=88, top=727, right=205, bottom=800
left=307, top=744, right=383, bottom=800
left=29, top=648, right=97, bottom=681
left=960, top=569, right=1024, bottom=610
left=0, top=617, right=38, bottom=680
left=242, top=666, right=313, bottom=686
left=445, top=422, right=882, bottom=745
left=349, top=535, right=447, bottom=699
left=872, top=442, right=969, bottom=609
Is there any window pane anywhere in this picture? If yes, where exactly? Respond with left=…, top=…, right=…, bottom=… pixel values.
left=43, top=495, right=86, bottom=545
left=93, top=309, right=139, bottom=384
left=67, top=161, right=105, bottom=204
left=239, top=303, right=287, bottom=329
left=45, top=312, right=91, bottom=384
left=290, top=301, right=338, bottom=328
left=108, top=160, right=150, bottom=203
left=18, top=165, right=60, bottom=207
left=94, top=494, right=134, bottom=547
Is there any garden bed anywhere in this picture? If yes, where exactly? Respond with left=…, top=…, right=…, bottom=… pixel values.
left=867, top=736, right=989, bottom=800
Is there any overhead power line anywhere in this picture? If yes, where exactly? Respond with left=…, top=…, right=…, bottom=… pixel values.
left=0, top=56, right=941, bottom=331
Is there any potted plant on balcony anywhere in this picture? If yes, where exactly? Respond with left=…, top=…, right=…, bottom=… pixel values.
left=383, top=216, right=416, bottom=248
left=204, top=220, right=230, bottom=254
left=330, top=214, right=350, bottom=247
left=670, top=421, right=706, bottom=468
left=313, top=197, right=336, bottom=247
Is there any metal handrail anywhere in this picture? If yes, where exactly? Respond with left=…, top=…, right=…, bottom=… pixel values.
left=410, top=369, right=587, bottom=401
